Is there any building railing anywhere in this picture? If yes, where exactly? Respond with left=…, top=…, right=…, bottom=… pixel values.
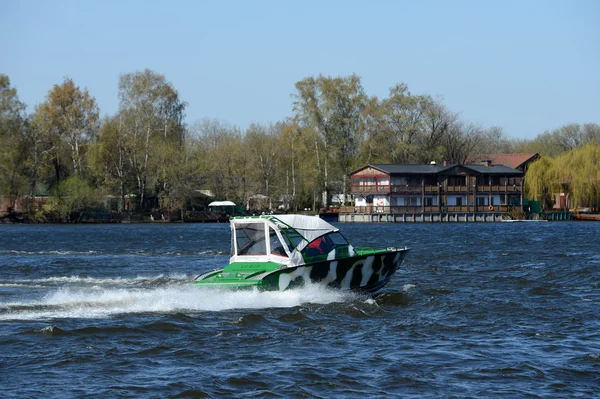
left=340, top=204, right=512, bottom=214
left=351, top=184, right=521, bottom=195
left=477, top=185, right=521, bottom=193
left=446, top=185, right=468, bottom=193
left=351, top=185, right=390, bottom=194
left=390, top=185, right=425, bottom=193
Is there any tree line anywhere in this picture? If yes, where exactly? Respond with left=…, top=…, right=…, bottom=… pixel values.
left=1, top=71, right=599, bottom=221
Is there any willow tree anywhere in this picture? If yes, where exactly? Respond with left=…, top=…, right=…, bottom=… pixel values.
left=525, top=143, right=600, bottom=209
left=524, top=157, right=555, bottom=207
left=555, top=143, right=600, bottom=209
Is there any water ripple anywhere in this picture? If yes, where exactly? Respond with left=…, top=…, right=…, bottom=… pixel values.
left=1, top=222, right=599, bottom=398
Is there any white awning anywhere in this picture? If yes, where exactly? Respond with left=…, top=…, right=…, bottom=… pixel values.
left=208, top=201, right=236, bottom=206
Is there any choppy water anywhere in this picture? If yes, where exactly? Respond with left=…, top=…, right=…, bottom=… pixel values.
left=1, top=221, right=599, bottom=398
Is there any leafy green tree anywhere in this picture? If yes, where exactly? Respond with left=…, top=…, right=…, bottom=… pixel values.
left=245, top=123, right=286, bottom=209
left=470, top=126, right=515, bottom=155
left=155, top=129, right=205, bottom=220
left=90, top=115, right=132, bottom=211
left=293, top=74, right=366, bottom=207
left=515, top=123, right=600, bottom=157
left=525, top=142, right=600, bottom=210
left=35, top=78, right=100, bottom=180
left=22, top=115, right=56, bottom=212
left=442, top=121, right=482, bottom=164
left=118, top=69, right=187, bottom=209
left=0, top=74, right=28, bottom=209
left=44, top=175, right=98, bottom=222
left=415, top=100, right=454, bottom=164
left=377, top=84, right=429, bottom=163
left=278, top=121, right=318, bottom=211
left=191, top=118, right=250, bottom=204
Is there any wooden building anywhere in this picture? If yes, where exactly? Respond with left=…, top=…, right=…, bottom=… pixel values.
left=340, top=161, right=523, bottom=222
left=0, top=195, right=48, bottom=214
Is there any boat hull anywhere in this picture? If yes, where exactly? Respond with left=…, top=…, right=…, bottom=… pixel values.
left=196, top=248, right=409, bottom=294
left=572, top=213, right=600, bottom=221
left=262, top=249, right=408, bottom=293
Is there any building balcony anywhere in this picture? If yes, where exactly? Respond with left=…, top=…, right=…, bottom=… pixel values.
left=351, top=184, right=522, bottom=196
left=476, top=185, right=521, bottom=193
left=350, top=185, right=390, bottom=194
left=445, top=185, right=468, bottom=193
left=340, top=204, right=513, bottom=214
left=390, top=184, right=426, bottom=193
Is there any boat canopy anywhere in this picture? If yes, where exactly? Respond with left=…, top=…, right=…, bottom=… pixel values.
left=269, top=215, right=338, bottom=244
left=229, top=215, right=341, bottom=266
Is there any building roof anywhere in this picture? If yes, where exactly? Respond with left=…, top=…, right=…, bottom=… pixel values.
left=466, top=153, right=539, bottom=169
left=368, top=164, right=455, bottom=174
left=462, top=164, right=523, bottom=175
left=358, top=163, right=523, bottom=176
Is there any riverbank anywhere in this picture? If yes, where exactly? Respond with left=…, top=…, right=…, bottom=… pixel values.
left=0, top=210, right=230, bottom=224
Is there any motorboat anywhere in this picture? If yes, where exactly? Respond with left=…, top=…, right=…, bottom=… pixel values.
left=194, top=214, right=409, bottom=293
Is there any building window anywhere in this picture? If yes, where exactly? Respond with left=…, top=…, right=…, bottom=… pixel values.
left=407, top=197, right=419, bottom=206
left=424, top=177, right=437, bottom=186
left=378, top=177, right=390, bottom=185
left=392, top=176, right=407, bottom=185
left=449, top=176, right=466, bottom=186
left=424, top=197, right=433, bottom=207
left=456, top=197, right=463, bottom=206
left=477, top=197, right=486, bottom=206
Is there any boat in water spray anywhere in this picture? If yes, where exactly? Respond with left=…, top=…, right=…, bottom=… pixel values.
left=195, top=215, right=409, bottom=293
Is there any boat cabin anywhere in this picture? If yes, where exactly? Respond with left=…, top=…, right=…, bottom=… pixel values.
left=230, top=215, right=354, bottom=266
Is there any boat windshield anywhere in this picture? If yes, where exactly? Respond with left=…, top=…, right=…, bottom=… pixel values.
left=234, top=222, right=289, bottom=257
left=269, top=227, right=287, bottom=257
left=235, top=222, right=267, bottom=256
left=302, top=232, right=349, bottom=258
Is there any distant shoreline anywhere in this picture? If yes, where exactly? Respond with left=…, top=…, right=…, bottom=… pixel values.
left=0, top=211, right=231, bottom=224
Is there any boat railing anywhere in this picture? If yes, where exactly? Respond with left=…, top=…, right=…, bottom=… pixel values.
left=354, top=247, right=402, bottom=255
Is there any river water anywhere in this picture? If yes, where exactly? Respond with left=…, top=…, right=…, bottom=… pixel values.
left=0, top=221, right=598, bottom=398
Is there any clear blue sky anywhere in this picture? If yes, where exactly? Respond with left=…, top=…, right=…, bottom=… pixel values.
left=2, top=0, right=599, bottom=138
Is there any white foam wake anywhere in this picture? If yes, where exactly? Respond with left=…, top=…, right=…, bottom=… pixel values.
left=0, top=284, right=356, bottom=320
left=0, top=274, right=191, bottom=287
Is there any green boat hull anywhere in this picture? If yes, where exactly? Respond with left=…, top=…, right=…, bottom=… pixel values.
left=195, top=248, right=408, bottom=294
